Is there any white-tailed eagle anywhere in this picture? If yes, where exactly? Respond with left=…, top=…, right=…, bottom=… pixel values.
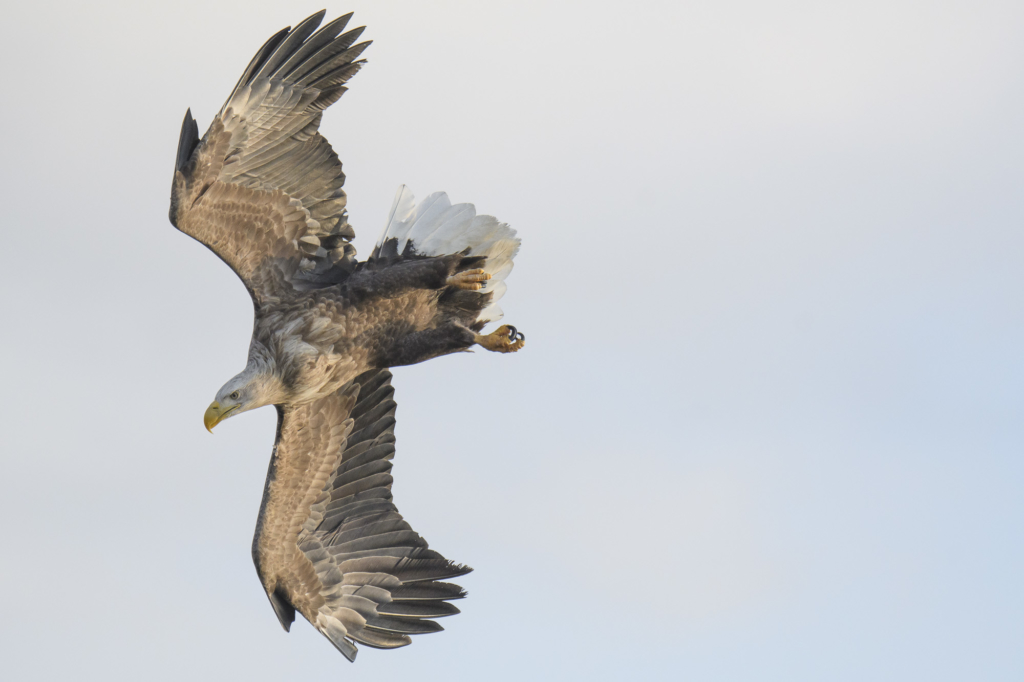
left=168, top=10, right=523, bottom=662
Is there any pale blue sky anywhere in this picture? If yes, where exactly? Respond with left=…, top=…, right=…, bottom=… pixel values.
left=1, top=1, right=1022, bottom=679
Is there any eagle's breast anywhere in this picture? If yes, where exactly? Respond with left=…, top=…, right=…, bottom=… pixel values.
left=255, top=294, right=371, bottom=405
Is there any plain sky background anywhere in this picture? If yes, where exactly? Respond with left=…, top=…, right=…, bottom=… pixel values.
left=1, top=0, right=1022, bottom=679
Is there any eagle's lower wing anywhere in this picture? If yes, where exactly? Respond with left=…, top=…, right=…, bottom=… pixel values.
left=253, top=370, right=471, bottom=661
left=169, top=11, right=368, bottom=305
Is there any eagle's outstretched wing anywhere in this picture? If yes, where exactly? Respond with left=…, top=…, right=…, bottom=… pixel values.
left=169, top=11, right=369, bottom=305
left=252, top=369, right=472, bottom=661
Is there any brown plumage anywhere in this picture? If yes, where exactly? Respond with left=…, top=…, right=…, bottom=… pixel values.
left=168, top=11, right=524, bottom=662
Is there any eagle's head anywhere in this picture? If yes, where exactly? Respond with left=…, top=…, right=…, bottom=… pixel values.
left=203, top=363, right=282, bottom=432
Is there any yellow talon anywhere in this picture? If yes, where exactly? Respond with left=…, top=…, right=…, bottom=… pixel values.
left=447, top=269, right=492, bottom=291
left=474, top=324, right=525, bottom=353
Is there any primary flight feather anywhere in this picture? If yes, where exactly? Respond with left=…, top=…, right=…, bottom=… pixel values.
left=168, top=10, right=524, bottom=662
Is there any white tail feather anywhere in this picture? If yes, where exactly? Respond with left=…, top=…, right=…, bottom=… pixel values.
left=398, top=192, right=450, bottom=254
left=478, top=303, right=504, bottom=324
left=374, top=186, right=519, bottom=323
left=382, top=185, right=416, bottom=240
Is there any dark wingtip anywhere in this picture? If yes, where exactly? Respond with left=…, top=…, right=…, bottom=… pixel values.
left=268, top=586, right=296, bottom=632
left=174, top=108, right=200, bottom=173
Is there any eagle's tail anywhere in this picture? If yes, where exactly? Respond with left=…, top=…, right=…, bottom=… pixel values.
left=370, top=185, right=520, bottom=327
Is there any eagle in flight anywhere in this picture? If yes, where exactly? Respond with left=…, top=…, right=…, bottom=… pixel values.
left=168, top=10, right=523, bottom=662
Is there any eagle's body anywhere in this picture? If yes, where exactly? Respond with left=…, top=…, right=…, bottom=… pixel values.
left=168, top=11, right=523, bottom=662
left=240, top=266, right=468, bottom=405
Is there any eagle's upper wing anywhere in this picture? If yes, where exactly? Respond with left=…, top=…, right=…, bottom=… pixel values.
left=252, top=370, right=472, bottom=661
left=169, top=11, right=368, bottom=305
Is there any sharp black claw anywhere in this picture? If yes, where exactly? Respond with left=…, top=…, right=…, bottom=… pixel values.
left=507, top=325, right=518, bottom=340
left=516, top=332, right=525, bottom=341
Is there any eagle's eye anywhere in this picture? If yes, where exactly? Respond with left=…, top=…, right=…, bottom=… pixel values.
left=229, top=391, right=241, bottom=401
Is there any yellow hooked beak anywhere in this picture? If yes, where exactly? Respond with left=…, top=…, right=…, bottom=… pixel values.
left=204, top=401, right=239, bottom=433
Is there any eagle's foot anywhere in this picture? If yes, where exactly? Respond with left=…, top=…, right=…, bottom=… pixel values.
left=474, top=325, right=525, bottom=353
left=447, top=269, right=491, bottom=291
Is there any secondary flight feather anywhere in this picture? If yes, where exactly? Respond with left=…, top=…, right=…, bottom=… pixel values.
left=168, top=10, right=524, bottom=662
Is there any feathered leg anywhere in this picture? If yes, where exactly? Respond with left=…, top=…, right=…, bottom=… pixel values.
left=344, top=256, right=476, bottom=300
left=376, top=323, right=477, bottom=367
left=376, top=322, right=525, bottom=368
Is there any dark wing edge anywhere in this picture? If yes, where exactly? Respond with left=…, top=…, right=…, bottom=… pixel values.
left=252, top=370, right=472, bottom=662
left=174, top=109, right=200, bottom=175
left=169, top=11, right=371, bottom=304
